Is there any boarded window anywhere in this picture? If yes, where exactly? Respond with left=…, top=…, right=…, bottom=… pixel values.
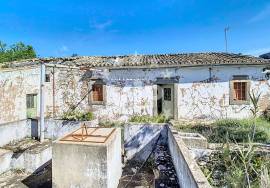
left=233, top=82, right=247, bottom=101
left=92, top=84, right=103, bottom=102
left=229, top=76, right=250, bottom=105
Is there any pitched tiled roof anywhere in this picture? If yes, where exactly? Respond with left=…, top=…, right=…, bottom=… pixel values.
left=2, top=52, right=270, bottom=69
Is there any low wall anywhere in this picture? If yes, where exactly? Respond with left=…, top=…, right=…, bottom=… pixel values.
left=0, top=119, right=31, bottom=147
left=44, top=119, right=98, bottom=140
left=10, top=140, right=52, bottom=173
left=167, top=127, right=211, bottom=188
left=124, top=123, right=167, bottom=161
left=0, top=149, right=13, bottom=174
left=0, top=119, right=98, bottom=147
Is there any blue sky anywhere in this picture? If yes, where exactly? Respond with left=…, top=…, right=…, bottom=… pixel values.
left=0, top=0, right=270, bottom=57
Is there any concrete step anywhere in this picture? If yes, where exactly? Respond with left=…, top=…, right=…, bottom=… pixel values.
left=11, top=140, right=52, bottom=173
left=0, top=149, right=13, bottom=174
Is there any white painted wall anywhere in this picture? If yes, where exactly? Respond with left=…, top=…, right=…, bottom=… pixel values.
left=1, top=64, right=269, bottom=123
left=96, top=65, right=270, bottom=120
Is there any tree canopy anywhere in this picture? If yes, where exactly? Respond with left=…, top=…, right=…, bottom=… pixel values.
left=0, top=41, right=36, bottom=63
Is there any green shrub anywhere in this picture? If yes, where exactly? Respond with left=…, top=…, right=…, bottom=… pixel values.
left=175, top=118, right=269, bottom=143
left=62, top=111, right=94, bottom=121
left=129, top=114, right=169, bottom=123
left=202, top=148, right=270, bottom=187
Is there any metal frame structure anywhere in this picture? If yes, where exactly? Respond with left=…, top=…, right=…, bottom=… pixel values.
left=60, top=124, right=116, bottom=143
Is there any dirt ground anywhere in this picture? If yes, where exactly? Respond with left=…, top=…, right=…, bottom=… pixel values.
left=0, top=162, right=51, bottom=188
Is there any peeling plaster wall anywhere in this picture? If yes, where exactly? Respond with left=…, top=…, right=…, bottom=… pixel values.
left=0, top=66, right=90, bottom=124
left=1, top=64, right=270, bottom=124
left=44, top=67, right=89, bottom=118
left=94, top=65, right=270, bottom=120
left=177, top=65, right=270, bottom=120
left=0, top=68, right=40, bottom=124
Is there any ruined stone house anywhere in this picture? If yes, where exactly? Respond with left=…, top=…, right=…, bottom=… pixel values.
left=1, top=52, right=270, bottom=124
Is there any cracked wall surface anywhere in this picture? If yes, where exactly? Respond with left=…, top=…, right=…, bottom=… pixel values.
left=1, top=64, right=270, bottom=124
left=0, top=68, right=40, bottom=124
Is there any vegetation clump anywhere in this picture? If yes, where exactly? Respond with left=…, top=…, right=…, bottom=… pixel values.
left=0, top=41, right=36, bottom=64
left=200, top=144, right=270, bottom=187
left=62, top=111, right=94, bottom=121
left=175, top=118, right=269, bottom=143
left=129, top=114, right=169, bottom=123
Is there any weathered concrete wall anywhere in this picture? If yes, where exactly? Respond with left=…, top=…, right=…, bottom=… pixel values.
left=0, top=68, right=40, bottom=124
left=43, top=119, right=98, bottom=140
left=0, top=119, right=31, bottom=147
left=52, top=128, right=122, bottom=188
left=177, top=65, right=270, bottom=120
left=124, top=123, right=167, bottom=161
left=177, top=132, right=208, bottom=149
left=167, top=127, right=211, bottom=188
left=87, top=65, right=270, bottom=120
left=1, top=64, right=270, bottom=123
left=0, top=119, right=98, bottom=147
left=44, top=67, right=90, bottom=118
left=106, top=129, right=122, bottom=188
left=11, top=140, right=52, bottom=173
left=0, top=66, right=90, bottom=124
left=0, top=149, right=13, bottom=174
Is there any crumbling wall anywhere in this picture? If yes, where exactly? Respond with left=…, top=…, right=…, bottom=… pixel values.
left=97, top=66, right=269, bottom=120
left=89, top=68, right=159, bottom=120
left=0, top=68, right=40, bottom=124
left=1, top=64, right=269, bottom=124
left=177, top=65, right=270, bottom=120
left=0, top=66, right=91, bottom=124
left=44, top=67, right=90, bottom=118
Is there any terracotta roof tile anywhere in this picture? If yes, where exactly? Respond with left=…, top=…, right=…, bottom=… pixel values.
left=2, top=52, right=270, bottom=69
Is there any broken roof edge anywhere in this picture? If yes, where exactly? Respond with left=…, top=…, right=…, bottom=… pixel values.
left=1, top=52, right=270, bottom=70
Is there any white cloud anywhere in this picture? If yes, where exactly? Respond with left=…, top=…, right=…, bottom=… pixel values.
left=90, top=20, right=112, bottom=31
left=59, top=45, right=69, bottom=52
left=249, top=4, right=270, bottom=23
left=55, top=45, right=69, bottom=56
left=245, top=47, right=270, bottom=57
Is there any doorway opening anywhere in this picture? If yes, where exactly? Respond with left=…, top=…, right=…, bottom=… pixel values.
left=157, top=84, right=174, bottom=118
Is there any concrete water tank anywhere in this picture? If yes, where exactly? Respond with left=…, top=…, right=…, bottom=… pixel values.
left=52, top=126, right=122, bottom=188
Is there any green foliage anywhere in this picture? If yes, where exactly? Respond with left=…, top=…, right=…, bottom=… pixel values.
left=99, top=120, right=125, bottom=143
left=249, top=91, right=261, bottom=118
left=175, top=118, right=270, bottom=143
left=200, top=143, right=270, bottom=187
left=0, top=41, right=36, bottom=64
left=129, top=114, right=169, bottom=123
left=62, top=111, right=94, bottom=121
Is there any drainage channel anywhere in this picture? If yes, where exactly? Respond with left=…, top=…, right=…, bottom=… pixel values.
left=153, top=140, right=180, bottom=188
left=118, top=137, right=180, bottom=188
